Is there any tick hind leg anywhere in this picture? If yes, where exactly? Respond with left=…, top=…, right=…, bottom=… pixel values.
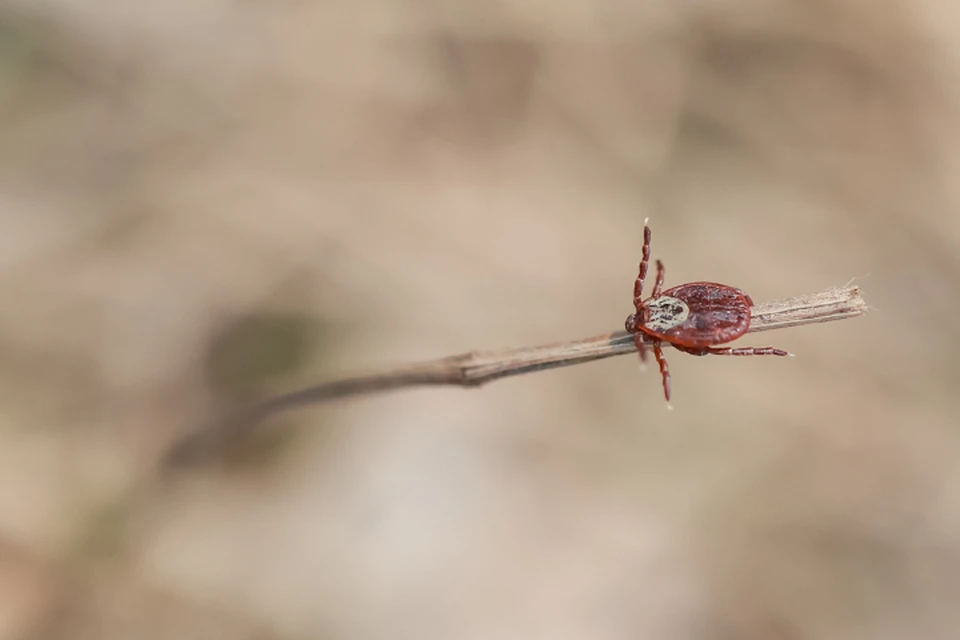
left=653, top=340, right=671, bottom=404
left=676, top=345, right=792, bottom=357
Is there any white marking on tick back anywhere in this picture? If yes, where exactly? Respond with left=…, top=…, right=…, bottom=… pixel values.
left=644, top=296, right=690, bottom=332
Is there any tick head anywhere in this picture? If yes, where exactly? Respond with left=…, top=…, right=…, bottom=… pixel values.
left=642, top=296, right=690, bottom=333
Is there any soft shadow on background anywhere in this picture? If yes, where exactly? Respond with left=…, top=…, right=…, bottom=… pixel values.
left=1, top=1, right=959, bottom=638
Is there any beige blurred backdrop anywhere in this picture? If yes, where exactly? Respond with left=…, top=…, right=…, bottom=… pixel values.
left=1, top=0, right=959, bottom=638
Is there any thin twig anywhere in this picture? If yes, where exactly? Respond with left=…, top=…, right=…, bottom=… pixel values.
left=164, top=285, right=866, bottom=466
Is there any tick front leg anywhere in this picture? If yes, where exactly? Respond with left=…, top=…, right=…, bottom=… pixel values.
left=633, top=332, right=648, bottom=364
left=676, top=345, right=792, bottom=357
left=652, top=259, right=665, bottom=298
left=633, top=221, right=652, bottom=307
left=653, top=340, right=671, bottom=403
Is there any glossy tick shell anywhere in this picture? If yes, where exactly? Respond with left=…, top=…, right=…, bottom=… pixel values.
left=630, top=282, right=754, bottom=347
left=624, top=219, right=790, bottom=404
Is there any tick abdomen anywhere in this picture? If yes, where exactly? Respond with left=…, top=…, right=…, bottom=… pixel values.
left=648, top=282, right=752, bottom=346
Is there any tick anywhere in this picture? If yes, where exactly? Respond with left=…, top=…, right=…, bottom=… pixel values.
left=624, top=219, right=791, bottom=405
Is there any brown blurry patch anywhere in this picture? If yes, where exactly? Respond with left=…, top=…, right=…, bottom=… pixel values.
left=413, top=33, right=540, bottom=144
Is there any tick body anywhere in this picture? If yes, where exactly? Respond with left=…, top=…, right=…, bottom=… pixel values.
left=624, top=219, right=790, bottom=404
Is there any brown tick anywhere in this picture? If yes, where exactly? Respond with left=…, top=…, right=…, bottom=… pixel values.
left=624, top=219, right=791, bottom=406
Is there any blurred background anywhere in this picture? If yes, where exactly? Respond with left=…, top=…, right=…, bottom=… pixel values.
left=1, top=0, right=959, bottom=638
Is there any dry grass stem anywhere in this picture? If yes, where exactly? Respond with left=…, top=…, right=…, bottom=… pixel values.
left=165, top=285, right=866, bottom=466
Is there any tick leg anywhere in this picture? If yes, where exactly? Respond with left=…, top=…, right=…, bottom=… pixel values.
left=652, top=259, right=665, bottom=298
left=653, top=340, right=671, bottom=402
left=633, top=332, right=648, bottom=364
left=633, top=219, right=652, bottom=309
left=676, top=345, right=791, bottom=357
